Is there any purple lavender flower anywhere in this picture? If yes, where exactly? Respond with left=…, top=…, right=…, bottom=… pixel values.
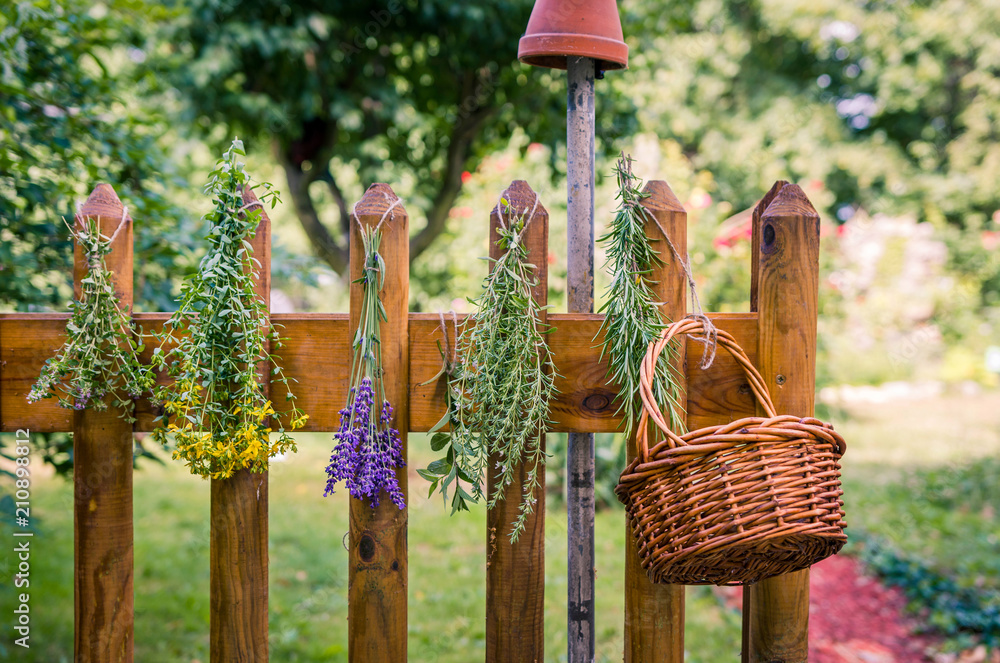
left=325, top=378, right=405, bottom=509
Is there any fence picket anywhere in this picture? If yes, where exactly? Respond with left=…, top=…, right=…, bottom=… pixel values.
left=73, top=184, right=135, bottom=663
left=623, top=181, right=688, bottom=662
left=742, top=182, right=821, bottom=663
left=348, top=184, right=409, bottom=662
left=485, top=180, right=548, bottom=663
left=209, top=185, right=271, bottom=662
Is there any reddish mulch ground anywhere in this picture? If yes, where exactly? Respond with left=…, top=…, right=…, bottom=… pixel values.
left=716, top=554, right=942, bottom=662
left=808, top=554, right=940, bottom=662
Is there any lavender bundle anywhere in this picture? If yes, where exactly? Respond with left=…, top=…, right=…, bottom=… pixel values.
left=324, top=222, right=405, bottom=509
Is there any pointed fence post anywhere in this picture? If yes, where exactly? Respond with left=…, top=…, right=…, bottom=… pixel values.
left=348, top=184, right=409, bottom=662
left=209, top=185, right=271, bottom=662
left=743, top=182, right=820, bottom=663
left=623, top=181, right=687, bottom=662
left=485, top=180, right=548, bottom=663
left=73, top=184, right=135, bottom=663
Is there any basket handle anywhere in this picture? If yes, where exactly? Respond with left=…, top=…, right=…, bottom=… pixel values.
left=636, top=316, right=778, bottom=462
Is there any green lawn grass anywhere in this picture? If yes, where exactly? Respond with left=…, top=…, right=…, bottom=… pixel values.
left=833, top=391, right=1000, bottom=586
left=0, top=433, right=742, bottom=663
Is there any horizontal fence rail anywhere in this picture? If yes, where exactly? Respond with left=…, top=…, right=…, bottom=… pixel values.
left=1, top=313, right=759, bottom=434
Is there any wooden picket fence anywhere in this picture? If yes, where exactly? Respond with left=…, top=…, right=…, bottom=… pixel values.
left=1, top=175, right=821, bottom=662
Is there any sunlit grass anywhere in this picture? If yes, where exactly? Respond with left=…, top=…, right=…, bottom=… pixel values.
left=0, top=432, right=741, bottom=662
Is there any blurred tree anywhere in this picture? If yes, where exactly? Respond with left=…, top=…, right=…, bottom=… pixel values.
left=160, top=0, right=636, bottom=275
left=619, top=0, right=1000, bottom=304
left=0, top=0, right=201, bottom=477
left=0, top=0, right=202, bottom=312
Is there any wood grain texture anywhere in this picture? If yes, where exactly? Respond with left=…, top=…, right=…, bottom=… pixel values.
left=1, top=314, right=75, bottom=431
left=72, top=184, right=134, bottom=663
left=348, top=184, right=408, bottom=662
left=624, top=180, right=686, bottom=662
left=486, top=181, right=547, bottom=663
left=5, top=314, right=758, bottom=434
left=209, top=186, right=270, bottom=662
left=743, top=182, right=820, bottom=663
left=685, top=314, right=758, bottom=431
left=749, top=181, right=787, bottom=314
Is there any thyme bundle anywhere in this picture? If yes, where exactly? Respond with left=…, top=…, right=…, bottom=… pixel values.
left=28, top=214, right=152, bottom=421
left=324, top=212, right=406, bottom=510
left=598, top=155, right=686, bottom=440
left=424, top=198, right=557, bottom=542
left=151, top=139, right=308, bottom=479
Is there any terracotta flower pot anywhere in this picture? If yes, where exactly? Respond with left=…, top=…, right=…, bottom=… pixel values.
left=518, top=0, right=629, bottom=71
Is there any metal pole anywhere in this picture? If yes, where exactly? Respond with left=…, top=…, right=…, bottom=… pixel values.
left=566, top=54, right=596, bottom=663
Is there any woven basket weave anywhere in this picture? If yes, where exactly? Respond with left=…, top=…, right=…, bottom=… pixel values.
left=616, top=317, right=847, bottom=586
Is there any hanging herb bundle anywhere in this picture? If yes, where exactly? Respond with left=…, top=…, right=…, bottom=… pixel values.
left=324, top=215, right=406, bottom=510
left=598, top=155, right=686, bottom=440
left=417, top=312, right=486, bottom=515
left=28, top=214, right=152, bottom=421
left=425, top=198, right=557, bottom=542
left=150, top=139, right=308, bottom=479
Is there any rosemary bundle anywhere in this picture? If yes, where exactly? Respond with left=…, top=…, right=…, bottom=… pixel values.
left=28, top=215, right=152, bottom=421
left=598, top=155, right=686, bottom=440
left=151, top=139, right=308, bottom=479
left=324, top=219, right=406, bottom=510
left=425, top=199, right=557, bottom=542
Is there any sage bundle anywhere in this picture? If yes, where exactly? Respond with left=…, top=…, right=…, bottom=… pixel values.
left=324, top=215, right=405, bottom=510
left=151, top=139, right=308, bottom=479
left=28, top=213, right=152, bottom=421
left=418, top=311, right=486, bottom=515
left=425, top=197, right=556, bottom=542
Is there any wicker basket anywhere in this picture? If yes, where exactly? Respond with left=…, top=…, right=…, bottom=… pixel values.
left=616, top=317, right=847, bottom=586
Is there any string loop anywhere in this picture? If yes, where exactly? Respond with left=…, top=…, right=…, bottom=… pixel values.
left=640, top=205, right=718, bottom=369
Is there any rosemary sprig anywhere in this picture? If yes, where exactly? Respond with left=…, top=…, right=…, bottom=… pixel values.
left=598, top=155, right=686, bottom=441
left=150, top=138, right=308, bottom=480
left=28, top=215, right=153, bottom=421
left=445, top=199, right=557, bottom=542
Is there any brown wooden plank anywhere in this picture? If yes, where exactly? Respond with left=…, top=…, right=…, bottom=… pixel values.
left=4, top=313, right=758, bottom=434
left=686, top=313, right=758, bottom=431
left=209, top=185, right=270, bottom=662
left=0, top=313, right=74, bottom=432
left=409, top=313, right=623, bottom=433
left=742, top=182, right=820, bottom=663
left=72, top=184, right=134, bottom=663
left=624, top=180, right=686, bottom=662
left=267, top=313, right=350, bottom=430
left=485, top=181, right=547, bottom=663
left=348, top=184, right=408, bottom=662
